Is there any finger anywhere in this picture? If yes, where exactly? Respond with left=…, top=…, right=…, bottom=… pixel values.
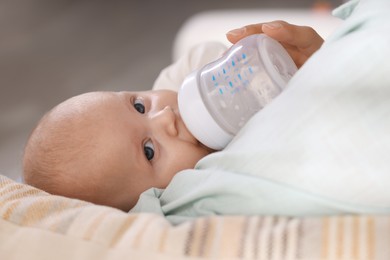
left=262, top=21, right=324, bottom=55
left=226, top=23, right=265, bottom=43
left=283, top=47, right=309, bottom=68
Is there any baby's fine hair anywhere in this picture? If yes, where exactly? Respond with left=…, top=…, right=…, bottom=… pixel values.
left=22, top=109, right=97, bottom=199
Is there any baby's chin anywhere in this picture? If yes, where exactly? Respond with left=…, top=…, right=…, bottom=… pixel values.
left=198, top=140, right=215, bottom=154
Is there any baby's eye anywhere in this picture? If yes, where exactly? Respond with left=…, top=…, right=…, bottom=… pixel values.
left=144, top=140, right=154, bottom=161
left=134, top=98, right=145, bottom=114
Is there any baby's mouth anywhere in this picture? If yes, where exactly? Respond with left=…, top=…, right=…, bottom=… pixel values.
left=175, top=109, right=200, bottom=145
left=176, top=110, right=214, bottom=152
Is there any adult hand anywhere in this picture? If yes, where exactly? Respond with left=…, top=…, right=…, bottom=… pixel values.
left=226, top=21, right=324, bottom=68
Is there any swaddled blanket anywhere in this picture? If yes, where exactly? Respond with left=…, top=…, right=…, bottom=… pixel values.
left=131, top=0, right=390, bottom=225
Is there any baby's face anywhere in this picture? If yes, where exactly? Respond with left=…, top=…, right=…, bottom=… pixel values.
left=57, top=90, right=212, bottom=211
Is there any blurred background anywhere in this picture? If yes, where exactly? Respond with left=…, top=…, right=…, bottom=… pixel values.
left=0, top=0, right=342, bottom=181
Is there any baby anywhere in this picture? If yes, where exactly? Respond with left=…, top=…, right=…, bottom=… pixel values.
left=23, top=90, right=214, bottom=212
left=23, top=21, right=323, bottom=212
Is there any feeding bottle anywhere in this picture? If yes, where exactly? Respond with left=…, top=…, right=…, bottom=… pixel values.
left=178, top=34, right=298, bottom=150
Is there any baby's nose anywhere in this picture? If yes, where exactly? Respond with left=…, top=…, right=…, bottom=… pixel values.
left=151, top=106, right=178, bottom=136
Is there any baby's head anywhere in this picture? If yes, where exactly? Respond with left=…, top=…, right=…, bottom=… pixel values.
left=23, top=90, right=212, bottom=211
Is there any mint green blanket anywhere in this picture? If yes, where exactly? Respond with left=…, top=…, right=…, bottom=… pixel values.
left=131, top=0, right=390, bottom=224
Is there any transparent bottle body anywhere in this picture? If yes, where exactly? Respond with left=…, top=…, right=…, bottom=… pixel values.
left=198, top=34, right=296, bottom=135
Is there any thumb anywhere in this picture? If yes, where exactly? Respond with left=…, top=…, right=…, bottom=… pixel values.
left=226, top=23, right=265, bottom=44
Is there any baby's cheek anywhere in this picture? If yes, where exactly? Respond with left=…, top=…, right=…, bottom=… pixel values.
left=189, top=145, right=210, bottom=165
left=166, top=142, right=210, bottom=176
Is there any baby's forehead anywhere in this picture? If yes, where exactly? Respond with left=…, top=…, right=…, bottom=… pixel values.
left=47, top=92, right=116, bottom=126
left=53, top=93, right=101, bottom=117
left=40, top=101, right=100, bottom=149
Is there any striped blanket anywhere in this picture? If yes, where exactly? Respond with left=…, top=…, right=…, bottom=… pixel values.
left=1, top=174, right=389, bottom=260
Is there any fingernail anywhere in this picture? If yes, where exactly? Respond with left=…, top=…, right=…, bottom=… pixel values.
left=227, top=27, right=246, bottom=36
left=263, top=22, right=282, bottom=30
